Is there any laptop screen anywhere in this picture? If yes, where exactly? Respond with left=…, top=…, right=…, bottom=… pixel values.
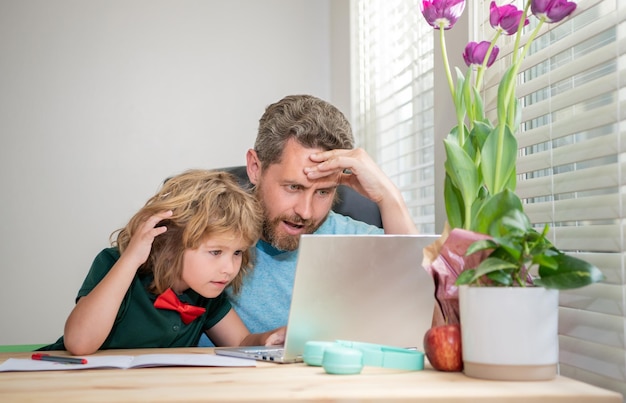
left=215, top=234, right=438, bottom=363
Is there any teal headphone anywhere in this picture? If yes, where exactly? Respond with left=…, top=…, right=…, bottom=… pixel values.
left=303, top=340, right=425, bottom=375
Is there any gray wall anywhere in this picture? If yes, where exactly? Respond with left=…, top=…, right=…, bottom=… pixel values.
left=0, top=0, right=350, bottom=345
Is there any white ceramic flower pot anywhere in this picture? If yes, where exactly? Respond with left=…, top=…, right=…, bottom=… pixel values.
left=458, top=285, right=559, bottom=381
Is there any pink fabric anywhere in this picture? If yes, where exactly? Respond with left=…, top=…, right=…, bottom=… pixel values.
left=423, top=228, right=492, bottom=325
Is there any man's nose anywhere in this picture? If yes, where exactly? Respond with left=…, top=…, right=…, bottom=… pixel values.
left=293, top=192, right=314, bottom=220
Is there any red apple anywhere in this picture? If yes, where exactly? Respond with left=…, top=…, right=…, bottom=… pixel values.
left=423, top=324, right=463, bottom=372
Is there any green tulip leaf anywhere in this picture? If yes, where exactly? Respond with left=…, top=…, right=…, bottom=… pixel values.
left=462, top=68, right=474, bottom=122
left=473, top=189, right=523, bottom=235
left=454, top=67, right=466, bottom=123
left=469, top=121, right=492, bottom=153
left=444, top=138, right=479, bottom=225
left=508, top=97, right=522, bottom=134
left=447, top=125, right=462, bottom=144
left=497, top=64, right=517, bottom=125
left=505, top=166, right=517, bottom=190
left=443, top=140, right=475, bottom=183
left=481, top=124, right=518, bottom=195
left=444, top=175, right=464, bottom=229
left=496, top=208, right=532, bottom=235
left=472, top=86, right=486, bottom=122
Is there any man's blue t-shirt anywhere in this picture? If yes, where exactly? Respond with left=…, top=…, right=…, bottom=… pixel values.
left=198, top=211, right=382, bottom=346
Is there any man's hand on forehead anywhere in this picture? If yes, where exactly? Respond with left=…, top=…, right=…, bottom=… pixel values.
left=304, top=149, right=355, bottom=181
left=306, top=147, right=392, bottom=205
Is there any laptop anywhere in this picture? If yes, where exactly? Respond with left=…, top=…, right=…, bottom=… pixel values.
left=214, top=234, right=438, bottom=363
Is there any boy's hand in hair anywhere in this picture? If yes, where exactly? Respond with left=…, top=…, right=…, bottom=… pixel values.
left=123, top=210, right=172, bottom=268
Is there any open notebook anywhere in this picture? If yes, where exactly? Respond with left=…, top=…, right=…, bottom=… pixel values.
left=0, top=354, right=255, bottom=372
left=215, top=234, right=438, bottom=363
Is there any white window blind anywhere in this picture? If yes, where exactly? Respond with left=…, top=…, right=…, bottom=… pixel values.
left=352, top=0, right=436, bottom=234
left=354, top=0, right=625, bottom=398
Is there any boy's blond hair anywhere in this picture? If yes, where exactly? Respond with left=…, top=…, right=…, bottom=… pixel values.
left=113, top=169, right=262, bottom=295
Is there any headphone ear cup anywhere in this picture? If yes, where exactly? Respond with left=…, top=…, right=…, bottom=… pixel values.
left=322, top=346, right=364, bottom=375
left=303, top=341, right=336, bottom=366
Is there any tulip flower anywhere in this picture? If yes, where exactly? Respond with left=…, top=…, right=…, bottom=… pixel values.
left=490, top=1, right=529, bottom=35
left=531, top=0, right=577, bottom=23
left=420, top=0, right=466, bottom=30
left=419, top=0, right=467, bottom=123
left=463, top=41, right=499, bottom=68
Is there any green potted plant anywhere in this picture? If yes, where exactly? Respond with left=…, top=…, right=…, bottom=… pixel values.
left=420, top=0, right=605, bottom=380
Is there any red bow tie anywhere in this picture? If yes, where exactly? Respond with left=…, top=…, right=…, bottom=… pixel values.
left=153, top=288, right=206, bottom=325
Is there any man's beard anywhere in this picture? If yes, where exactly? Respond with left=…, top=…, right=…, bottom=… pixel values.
left=257, top=191, right=326, bottom=252
left=261, top=213, right=322, bottom=251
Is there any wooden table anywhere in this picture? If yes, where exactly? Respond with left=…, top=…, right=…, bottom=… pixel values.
left=0, top=347, right=621, bottom=402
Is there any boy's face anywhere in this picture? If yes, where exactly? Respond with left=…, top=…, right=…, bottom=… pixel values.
left=176, top=231, right=247, bottom=297
left=248, top=138, right=338, bottom=251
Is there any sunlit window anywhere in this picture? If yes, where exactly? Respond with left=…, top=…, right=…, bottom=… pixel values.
left=352, top=0, right=436, bottom=234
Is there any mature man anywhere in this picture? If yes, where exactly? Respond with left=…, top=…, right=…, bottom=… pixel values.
left=226, top=94, right=418, bottom=335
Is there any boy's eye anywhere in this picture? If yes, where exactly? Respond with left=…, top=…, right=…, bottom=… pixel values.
left=209, top=250, right=222, bottom=256
left=234, top=250, right=243, bottom=256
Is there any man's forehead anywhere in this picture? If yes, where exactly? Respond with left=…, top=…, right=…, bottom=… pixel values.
left=264, top=160, right=340, bottom=188
left=279, top=139, right=323, bottom=165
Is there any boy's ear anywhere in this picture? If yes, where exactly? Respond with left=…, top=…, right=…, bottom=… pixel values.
left=246, top=149, right=261, bottom=185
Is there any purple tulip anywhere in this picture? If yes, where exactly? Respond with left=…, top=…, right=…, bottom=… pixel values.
left=420, top=0, right=466, bottom=30
left=531, top=0, right=577, bottom=23
left=489, top=1, right=529, bottom=35
left=463, top=41, right=500, bottom=68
